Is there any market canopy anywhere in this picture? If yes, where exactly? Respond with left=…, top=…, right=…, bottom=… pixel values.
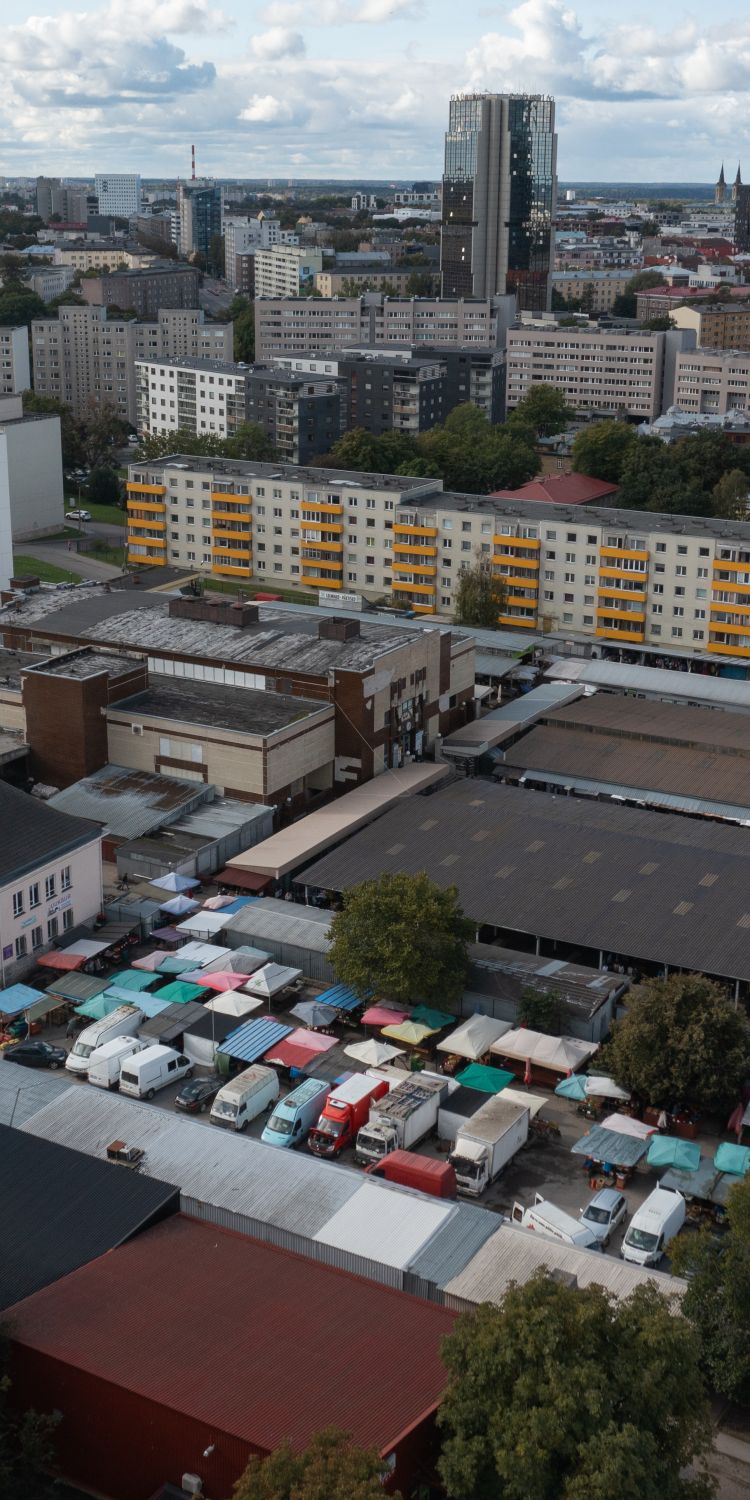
left=107, top=970, right=160, bottom=993
left=0, top=983, right=45, bottom=1018
left=502, top=1086, right=549, bottom=1119
left=191, top=971, right=247, bottom=993
left=157, top=955, right=200, bottom=975
left=43, top=973, right=108, bottom=1004
left=35, top=950, right=86, bottom=972
left=175, top=911, right=233, bottom=938
left=455, top=1063, right=515, bottom=1094
left=313, top=983, right=366, bottom=1015
left=219, top=1017, right=293, bottom=1064
left=555, top=1074, right=588, bottom=1101
left=381, top=1020, right=436, bottom=1046
left=75, top=993, right=138, bottom=1022
left=242, top=963, right=301, bottom=999
left=344, top=1038, right=405, bottom=1067
left=410, top=1005, right=454, bottom=1031
left=202, top=947, right=271, bottom=976
left=491, top=1028, right=598, bottom=1073
left=290, top=1000, right=339, bottom=1029
left=151, top=980, right=207, bottom=1006
left=148, top=926, right=183, bottom=945
left=151, top=872, right=200, bottom=893
left=58, top=938, right=111, bottom=959
left=159, top=895, right=200, bottom=917
left=647, top=1136, right=701, bottom=1171
left=206, top=992, right=264, bottom=1018
left=571, top=1125, right=649, bottom=1169
left=585, top=1076, right=631, bottom=1102
left=132, top=951, right=170, bottom=972
left=264, top=1030, right=338, bottom=1071
left=172, top=942, right=232, bottom=967
left=437, top=1014, right=513, bottom=1061
left=362, top=1003, right=408, bottom=1027
left=715, top=1142, right=750, bottom=1176
left=601, top=1113, right=656, bottom=1140
left=129, top=992, right=171, bottom=1019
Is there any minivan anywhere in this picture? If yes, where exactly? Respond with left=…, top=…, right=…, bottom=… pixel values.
left=621, top=1186, right=686, bottom=1266
left=210, top=1065, right=278, bottom=1131
left=511, top=1195, right=603, bottom=1251
left=119, top=1044, right=193, bottom=1100
left=65, top=1005, right=142, bottom=1077
left=261, top=1078, right=330, bottom=1149
left=87, top=1035, right=145, bottom=1091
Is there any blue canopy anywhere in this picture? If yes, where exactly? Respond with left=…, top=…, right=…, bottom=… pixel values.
left=219, top=1017, right=292, bottom=1064
left=714, top=1142, right=750, bottom=1176
left=555, top=1074, right=587, bottom=1101
left=151, top=872, right=200, bottom=893
left=571, top=1125, right=649, bottom=1169
left=0, top=982, right=45, bottom=1018
left=313, top=982, right=367, bottom=1014
left=647, top=1136, right=701, bottom=1171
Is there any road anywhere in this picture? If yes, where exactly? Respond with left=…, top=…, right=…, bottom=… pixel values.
left=199, top=275, right=235, bottom=316
left=21, top=541, right=123, bottom=581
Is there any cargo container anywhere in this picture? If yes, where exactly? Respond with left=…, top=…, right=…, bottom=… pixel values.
left=355, top=1075, right=448, bottom=1165
left=366, top=1149, right=457, bottom=1198
left=261, top=1078, right=330, bottom=1149
left=450, top=1095, right=529, bottom=1196
left=308, top=1074, right=389, bottom=1157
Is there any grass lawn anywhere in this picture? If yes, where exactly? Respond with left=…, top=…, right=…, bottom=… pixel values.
left=13, top=554, right=84, bottom=584
left=86, top=541, right=127, bottom=567
left=203, top=578, right=318, bottom=606
left=64, top=500, right=126, bottom=526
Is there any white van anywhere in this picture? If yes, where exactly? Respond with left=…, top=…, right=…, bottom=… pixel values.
left=88, top=1035, right=145, bottom=1091
left=621, top=1186, right=686, bottom=1266
left=512, top=1194, right=603, bottom=1251
left=65, top=1005, right=142, bottom=1077
left=119, top=1044, right=193, bottom=1100
left=210, top=1065, right=279, bottom=1131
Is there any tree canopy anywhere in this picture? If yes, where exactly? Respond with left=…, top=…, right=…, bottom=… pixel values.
left=137, top=423, right=275, bottom=462
left=86, top=465, right=122, bottom=506
left=572, top=423, right=750, bottom=518
left=602, top=972, right=750, bottom=1114
left=232, top=1428, right=400, bottom=1500
left=571, top=421, right=637, bottom=483
left=453, top=555, right=507, bottom=628
left=508, top=383, right=573, bottom=438
left=437, top=1274, right=714, bottom=1500
left=328, top=871, right=474, bottom=1006
left=672, top=1174, right=750, bottom=1403
left=322, top=406, right=537, bottom=495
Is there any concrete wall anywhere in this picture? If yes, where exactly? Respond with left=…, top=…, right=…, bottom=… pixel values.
left=3, top=416, right=64, bottom=540
left=0, top=835, right=103, bottom=984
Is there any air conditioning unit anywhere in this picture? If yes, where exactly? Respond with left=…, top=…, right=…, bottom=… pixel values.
left=182, top=1475, right=203, bottom=1496
left=106, top=1140, right=144, bottom=1167
left=131, top=724, right=143, bottom=736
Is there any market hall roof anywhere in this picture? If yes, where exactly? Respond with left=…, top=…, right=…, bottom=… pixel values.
left=298, top=779, right=750, bottom=982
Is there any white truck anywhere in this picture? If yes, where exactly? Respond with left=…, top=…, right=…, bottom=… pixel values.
left=450, top=1095, right=530, bottom=1196
left=512, top=1194, right=603, bottom=1251
left=354, top=1074, right=448, bottom=1165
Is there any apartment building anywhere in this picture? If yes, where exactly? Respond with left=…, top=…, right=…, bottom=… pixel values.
left=27, top=266, right=77, bottom=303
left=135, top=358, right=343, bottom=463
left=255, top=294, right=512, bottom=362
left=0, top=327, right=30, bottom=395
left=79, top=264, right=200, bottom=317
left=505, top=323, right=695, bottom=421
left=315, top=266, right=436, bottom=296
left=277, top=344, right=506, bottom=425
left=551, top=270, right=632, bottom=312
left=94, top=174, right=141, bottom=219
left=51, top=245, right=152, bottom=272
left=35, top=179, right=93, bottom=225
left=672, top=348, right=750, bottom=415
left=0, top=394, right=65, bottom=541
left=32, top=306, right=233, bottom=424
left=671, top=303, right=750, bottom=351
left=330, top=350, right=447, bottom=434
left=254, top=247, right=324, bottom=299
left=223, top=216, right=297, bottom=284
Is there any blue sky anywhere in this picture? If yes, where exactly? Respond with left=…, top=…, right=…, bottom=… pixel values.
left=0, top=0, right=747, bottom=180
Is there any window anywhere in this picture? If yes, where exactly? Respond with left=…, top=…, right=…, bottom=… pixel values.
left=562, top=612, right=573, bottom=623
left=566, top=532, right=576, bottom=542
left=191, top=744, right=203, bottom=763
left=47, top=917, right=58, bottom=940
left=677, top=545, right=688, bottom=555
left=697, top=567, right=708, bottom=578
left=12, top=890, right=23, bottom=917
left=583, top=614, right=593, bottom=625
left=694, top=608, right=706, bottom=620
left=675, top=565, right=687, bottom=576
left=44, top=874, right=56, bottom=900
left=565, top=552, right=575, bottom=563
left=543, top=589, right=554, bottom=601
left=585, top=553, right=596, bottom=565
left=587, top=534, right=596, bottom=544
left=564, top=571, right=574, bottom=583
left=671, top=626, right=683, bottom=638
left=61, top=866, right=71, bottom=891
left=655, top=542, right=666, bottom=553
left=545, top=529, right=557, bottom=540
left=31, top=926, right=43, bottom=951
left=673, top=606, right=684, bottom=617
left=651, top=603, right=663, bottom=615
left=29, top=882, right=39, bottom=909
left=63, top=908, right=74, bottom=932
left=14, top=935, right=27, bottom=959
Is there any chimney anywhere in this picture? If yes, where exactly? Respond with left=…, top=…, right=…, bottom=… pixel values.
left=168, top=598, right=259, bottom=628
left=318, top=616, right=360, bottom=642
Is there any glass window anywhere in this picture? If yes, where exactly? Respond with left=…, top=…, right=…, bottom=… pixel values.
left=12, top=890, right=23, bottom=917
left=44, top=874, right=56, bottom=900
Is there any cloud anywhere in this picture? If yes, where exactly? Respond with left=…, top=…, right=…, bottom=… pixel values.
left=261, top=0, right=420, bottom=25
left=249, top=26, right=305, bottom=59
left=239, top=93, right=299, bottom=122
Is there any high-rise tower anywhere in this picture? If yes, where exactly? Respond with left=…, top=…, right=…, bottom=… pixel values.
left=440, top=93, right=557, bottom=313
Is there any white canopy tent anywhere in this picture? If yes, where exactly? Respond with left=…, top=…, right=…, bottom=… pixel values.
left=175, top=911, right=234, bottom=939
left=205, top=992, right=265, bottom=1018
left=242, top=962, right=302, bottom=1000
left=490, top=1028, right=598, bottom=1073
left=586, top=1077, right=631, bottom=1101
left=601, top=1112, right=656, bottom=1140
left=437, top=1014, right=513, bottom=1061
left=171, top=941, right=232, bottom=968
left=344, top=1039, right=405, bottom=1067
left=501, top=1087, right=549, bottom=1119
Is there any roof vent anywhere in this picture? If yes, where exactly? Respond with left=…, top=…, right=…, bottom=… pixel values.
left=318, top=616, right=360, bottom=642
left=106, top=1140, right=144, bottom=1167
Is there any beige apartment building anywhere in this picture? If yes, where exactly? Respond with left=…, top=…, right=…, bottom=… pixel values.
left=551, top=270, right=632, bottom=313
left=32, top=305, right=233, bottom=423
left=506, top=323, right=695, bottom=420
left=672, top=348, right=750, bottom=415
left=671, top=304, right=750, bottom=351
left=125, top=454, right=750, bottom=659
left=51, top=246, right=152, bottom=272
left=315, top=268, right=432, bottom=297
left=254, top=247, right=324, bottom=299
left=255, top=295, right=510, bottom=362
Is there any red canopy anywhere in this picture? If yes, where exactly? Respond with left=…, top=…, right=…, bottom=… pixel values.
left=192, top=972, right=248, bottom=993
left=361, top=1004, right=409, bottom=1027
left=35, top=951, right=86, bottom=971
left=264, top=1030, right=337, bottom=1070
left=218, top=867, right=271, bottom=892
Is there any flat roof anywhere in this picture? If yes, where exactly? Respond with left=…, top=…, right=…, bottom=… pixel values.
left=25, top=647, right=139, bottom=681
left=444, top=1222, right=686, bottom=1307
left=228, top=761, right=449, bottom=879
left=133, top=452, right=434, bottom=493
left=544, top=658, right=750, bottom=710
left=0, top=646, right=48, bottom=688
left=110, top=676, right=331, bottom=737
left=48, top=765, right=206, bottom=839
left=298, top=779, right=750, bottom=981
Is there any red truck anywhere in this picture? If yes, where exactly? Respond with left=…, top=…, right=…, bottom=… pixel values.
left=366, top=1149, right=458, bottom=1199
left=307, top=1074, right=388, bottom=1157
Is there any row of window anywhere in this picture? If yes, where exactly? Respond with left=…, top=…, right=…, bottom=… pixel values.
left=12, top=867, right=71, bottom=917
left=14, top=909, right=74, bottom=958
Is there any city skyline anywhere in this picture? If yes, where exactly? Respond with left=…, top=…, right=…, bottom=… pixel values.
left=0, top=0, right=749, bottom=181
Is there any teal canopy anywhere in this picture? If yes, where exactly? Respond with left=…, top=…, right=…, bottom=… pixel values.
left=714, top=1142, right=750, bottom=1176
left=455, top=1063, right=515, bottom=1094
left=555, top=1074, right=588, bottom=1101
left=411, top=1004, right=454, bottom=1030
left=107, top=969, right=160, bottom=992
left=75, top=992, right=137, bottom=1021
left=151, top=980, right=206, bottom=1005
left=647, top=1135, right=701, bottom=1171
left=157, top=956, right=196, bottom=975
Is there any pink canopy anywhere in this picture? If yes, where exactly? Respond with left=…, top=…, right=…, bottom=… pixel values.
left=192, top=971, right=249, bottom=993
left=264, top=1029, right=337, bottom=1069
left=203, top=895, right=236, bottom=911
left=132, top=951, right=169, bottom=972
left=361, top=1004, right=409, bottom=1027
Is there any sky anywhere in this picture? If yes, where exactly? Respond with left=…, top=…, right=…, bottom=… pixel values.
left=0, top=0, right=747, bottom=182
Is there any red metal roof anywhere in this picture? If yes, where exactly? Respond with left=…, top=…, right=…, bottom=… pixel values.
left=8, top=1214, right=454, bottom=1454
left=492, top=473, right=619, bottom=506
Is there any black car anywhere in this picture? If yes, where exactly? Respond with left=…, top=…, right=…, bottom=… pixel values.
left=4, top=1039, right=67, bottom=1070
left=174, top=1075, right=224, bottom=1114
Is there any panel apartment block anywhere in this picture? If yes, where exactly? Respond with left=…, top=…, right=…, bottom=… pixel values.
left=506, top=323, right=696, bottom=421
left=253, top=247, right=323, bottom=299
left=673, top=348, right=750, bottom=415
left=254, top=295, right=507, bottom=363
left=79, top=264, right=201, bottom=317
left=0, top=327, right=30, bottom=395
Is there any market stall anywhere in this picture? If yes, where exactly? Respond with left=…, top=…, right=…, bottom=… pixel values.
left=491, top=1028, right=598, bottom=1086
left=437, top=1014, right=513, bottom=1063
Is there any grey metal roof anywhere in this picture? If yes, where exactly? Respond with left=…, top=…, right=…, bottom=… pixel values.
left=482, top=682, right=583, bottom=724
left=0, top=781, right=100, bottom=884
left=544, top=658, right=750, bottom=712
left=409, top=1201, right=499, bottom=1287
left=298, top=780, right=750, bottom=982
left=508, top=766, right=750, bottom=826
left=111, top=676, right=331, bottom=738
left=225, top=898, right=333, bottom=955
left=48, top=766, right=209, bottom=839
left=443, top=1222, right=686, bottom=1307
left=0, top=1059, right=73, bottom=1128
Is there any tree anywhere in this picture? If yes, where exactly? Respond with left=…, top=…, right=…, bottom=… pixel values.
left=713, top=466, right=750, bottom=519
left=80, top=402, right=130, bottom=467
left=616, top=436, right=675, bottom=510
left=86, top=465, right=122, bottom=506
left=453, top=555, right=507, bottom=628
left=508, top=383, right=573, bottom=438
left=21, top=390, right=86, bottom=471
left=0, top=283, right=46, bottom=328
left=641, top=315, right=676, bottom=331
left=602, top=973, right=750, bottom=1114
left=233, top=1429, right=400, bottom=1500
left=223, top=423, right=277, bottom=461
left=517, top=987, right=565, bottom=1035
left=571, top=421, right=637, bottom=483
left=672, top=1174, right=750, bottom=1402
left=328, top=871, right=474, bottom=1006
left=437, top=1275, right=714, bottom=1500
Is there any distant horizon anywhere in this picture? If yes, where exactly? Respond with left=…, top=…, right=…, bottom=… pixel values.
left=5, top=176, right=722, bottom=192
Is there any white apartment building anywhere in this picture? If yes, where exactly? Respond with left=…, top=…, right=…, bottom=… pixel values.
left=125, top=455, right=750, bottom=661
left=673, top=349, right=750, bottom=416
left=136, top=358, right=246, bottom=438
left=27, top=266, right=77, bottom=303
left=0, top=394, right=64, bottom=541
left=94, top=173, right=141, bottom=219
left=255, top=294, right=512, bottom=362
left=254, top=247, right=324, bottom=299
left=0, top=327, right=30, bottom=395
left=506, top=323, right=696, bottom=421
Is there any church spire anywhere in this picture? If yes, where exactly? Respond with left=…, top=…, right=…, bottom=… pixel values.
left=719, top=162, right=726, bottom=185
left=736, top=163, right=743, bottom=186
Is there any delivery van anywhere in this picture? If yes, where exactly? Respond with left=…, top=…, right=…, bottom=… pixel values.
left=65, top=1004, right=142, bottom=1077
left=366, top=1149, right=457, bottom=1198
left=621, top=1186, right=686, bottom=1266
left=87, top=1035, right=145, bottom=1090
left=511, top=1194, right=602, bottom=1251
left=210, top=1064, right=279, bottom=1131
left=262, top=1078, right=330, bottom=1148
left=119, top=1044, right=192, bottom=1100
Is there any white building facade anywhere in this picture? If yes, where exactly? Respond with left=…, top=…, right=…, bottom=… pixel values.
left=94, top=174, right=142, bottom=218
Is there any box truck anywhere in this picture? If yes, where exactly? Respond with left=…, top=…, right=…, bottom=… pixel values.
left=621, top=1186, right=685, bottom=1266
left=354, top=1075, right=447, bottom=1165
left=512, top=1194, right=602, bottom=1250
left=438, top=1084, right=491, bottom=1142
left=261, top=1078, right=330, bottom=1149
left=366, top=1149, right=457, bottom=1198
left=210, top=1064, right=279, bottom=1131
left=308, top=1074, right=389, bottom=1157
left=450, top=1095, right=529, bottom=1196
left=87, top=1035, right=145, bottom=1091
left=65, top=1005, right=142, bottom=1077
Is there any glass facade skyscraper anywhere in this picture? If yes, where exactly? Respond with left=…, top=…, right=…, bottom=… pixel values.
left=441, top=93, right=557, bottom=314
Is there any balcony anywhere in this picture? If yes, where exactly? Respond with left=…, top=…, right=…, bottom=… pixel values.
left=595, top=623, right=646, bottom=642
left=212, top=541, right=252, bottom=558
left=212, top=509, right=251, bottom=525
left=596, top=605, right=647, bottom=624
left=297, top=518, right=343, bottom=533
left=212, top=561, right=252, bottom=577
left=212, top=526, right=252, bottom=541
left=392, top=579, right=436, bottom=597
left=392, top=560, right=437, bottom=577
left=126, top=482, right=166, bottom=496
left=497, top=613, right=537, bottom=630
left=301, top=500, right=343, bottom=517
left=492, top=534, right=541, bottom=550
left=495, top=572, right=541, bottom=591
left=707, top=639, right=750, bottom=658
left=301, top=540, right=343, bottom=555
left=597, top=584, right=646, bottom=603
left=301, top=574, right=343, bottom=589
left=393, top=542, right=437, bottom=557
left=394, top=522, right=438, bottom=539
left=493, top=550, right=540, bottom=570
left=600, top=545, right=649, bottom=562
left=128, top=513, right=166, bottom=530
left=598, top=564, right=648, bottom=581
left=127, top=497, right=165, bottom=515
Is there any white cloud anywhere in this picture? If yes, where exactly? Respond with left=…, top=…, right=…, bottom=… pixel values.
left=261, top=0, right=420, bottom=25
left=249, top=26, right=305, bottom=59
left=239, top=94, right=297, bottom=122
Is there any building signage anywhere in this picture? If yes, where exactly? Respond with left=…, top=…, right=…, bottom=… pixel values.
left=47, top=894, right=73, bottom=916
left=319, top=590, right=363, bottom=612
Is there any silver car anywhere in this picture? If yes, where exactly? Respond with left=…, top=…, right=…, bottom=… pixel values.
left=579, top=1187, right=627, bottom=1246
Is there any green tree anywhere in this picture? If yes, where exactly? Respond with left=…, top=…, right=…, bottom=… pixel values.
left=571, top=421, right=637, bottom=483
left=21, top=390, right=86, bottom=470
left=453, top=555, right=507, bottom=628
left=80, top=402, right=130, bottom=467
left=328, top=871, right=474, bottom=1006
left=641, top=315, right=676, bottom=331
left=508, top=383, right=573, bottom=437
left=86, top=465, right=122, bottom=506
left=713, top=466, right=750, bottom=519
left=672, top=1174, right=750, bottom=1402
left=437, top=1275, right=714, bottom=1500
left=231, top=296, right=255, bottom=362
left=616, top=436, right=675, bottom=510
left=602, top=973, right=750, bottom=1113
left=0, top=283, right=46, bottom=328
left=517, top=987, right=565, bottom=1035
left=223, top=422, right=277, bottom=461
left=233, top=1429, right=400, bottom=1500
left=672, top=429, right=750, bottom=495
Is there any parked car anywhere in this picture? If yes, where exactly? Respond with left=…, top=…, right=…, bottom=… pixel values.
left=4, top=1039, right=67, bottom=1070
left=66, top=508, right=91, bottom=522
left=579, top=1187, right=628, bottom=1246
left=175, top=1075, right=224, bottom=1114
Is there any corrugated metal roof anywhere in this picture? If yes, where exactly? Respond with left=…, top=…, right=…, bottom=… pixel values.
left=482, top=682, right=583, bottom=724
left=443, top=1222, right=686, bottom=1306
left=226, top=899, right=333, bottom=954
left=315, top=981, right=363, bottom=1013
left=44, top=973, right=108, bottom=1003
left=511, top=765, right=750, bottom=825
left=0, top=1124, right=179, bottom=1312
left=545, top=657, right=750, bottom=711
left=48, top=765, right=207, bottom=840
left=7, top=1214, right=454, bottom=1456
left=409, top=1201, right=499, bottom=1287
left=0, top=1059, right=72, bottom=1128
left=314, top=1181, right=454, bottom=1269
left=220, top=1016, right=292, bottom=1062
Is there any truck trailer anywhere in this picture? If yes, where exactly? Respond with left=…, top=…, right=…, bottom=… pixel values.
left=450, top=1095, right=529, bottom=1196
left=355, top=1075, right=448, bottom=1165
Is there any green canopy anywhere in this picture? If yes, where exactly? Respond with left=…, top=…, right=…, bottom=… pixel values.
left=157, top=956, right=197, bottom=975
left=75, top=992, right=136, bottom=1021
left=107, top=969, right=160, bottom=993
left=411, top=1004, right=454, bottom=1030
left=151, top=980, right=206, bottom=1005
left=715, top=1142, right=750, bottom=1177
left=455, top=1063, right=515, bottom=1094
left=646, top=1135, right=701, bottom=1172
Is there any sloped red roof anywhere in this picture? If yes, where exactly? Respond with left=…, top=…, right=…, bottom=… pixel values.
left=491, top=472, right=620, bottom=506
left=7, top=1213, right=454, bottom=1454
